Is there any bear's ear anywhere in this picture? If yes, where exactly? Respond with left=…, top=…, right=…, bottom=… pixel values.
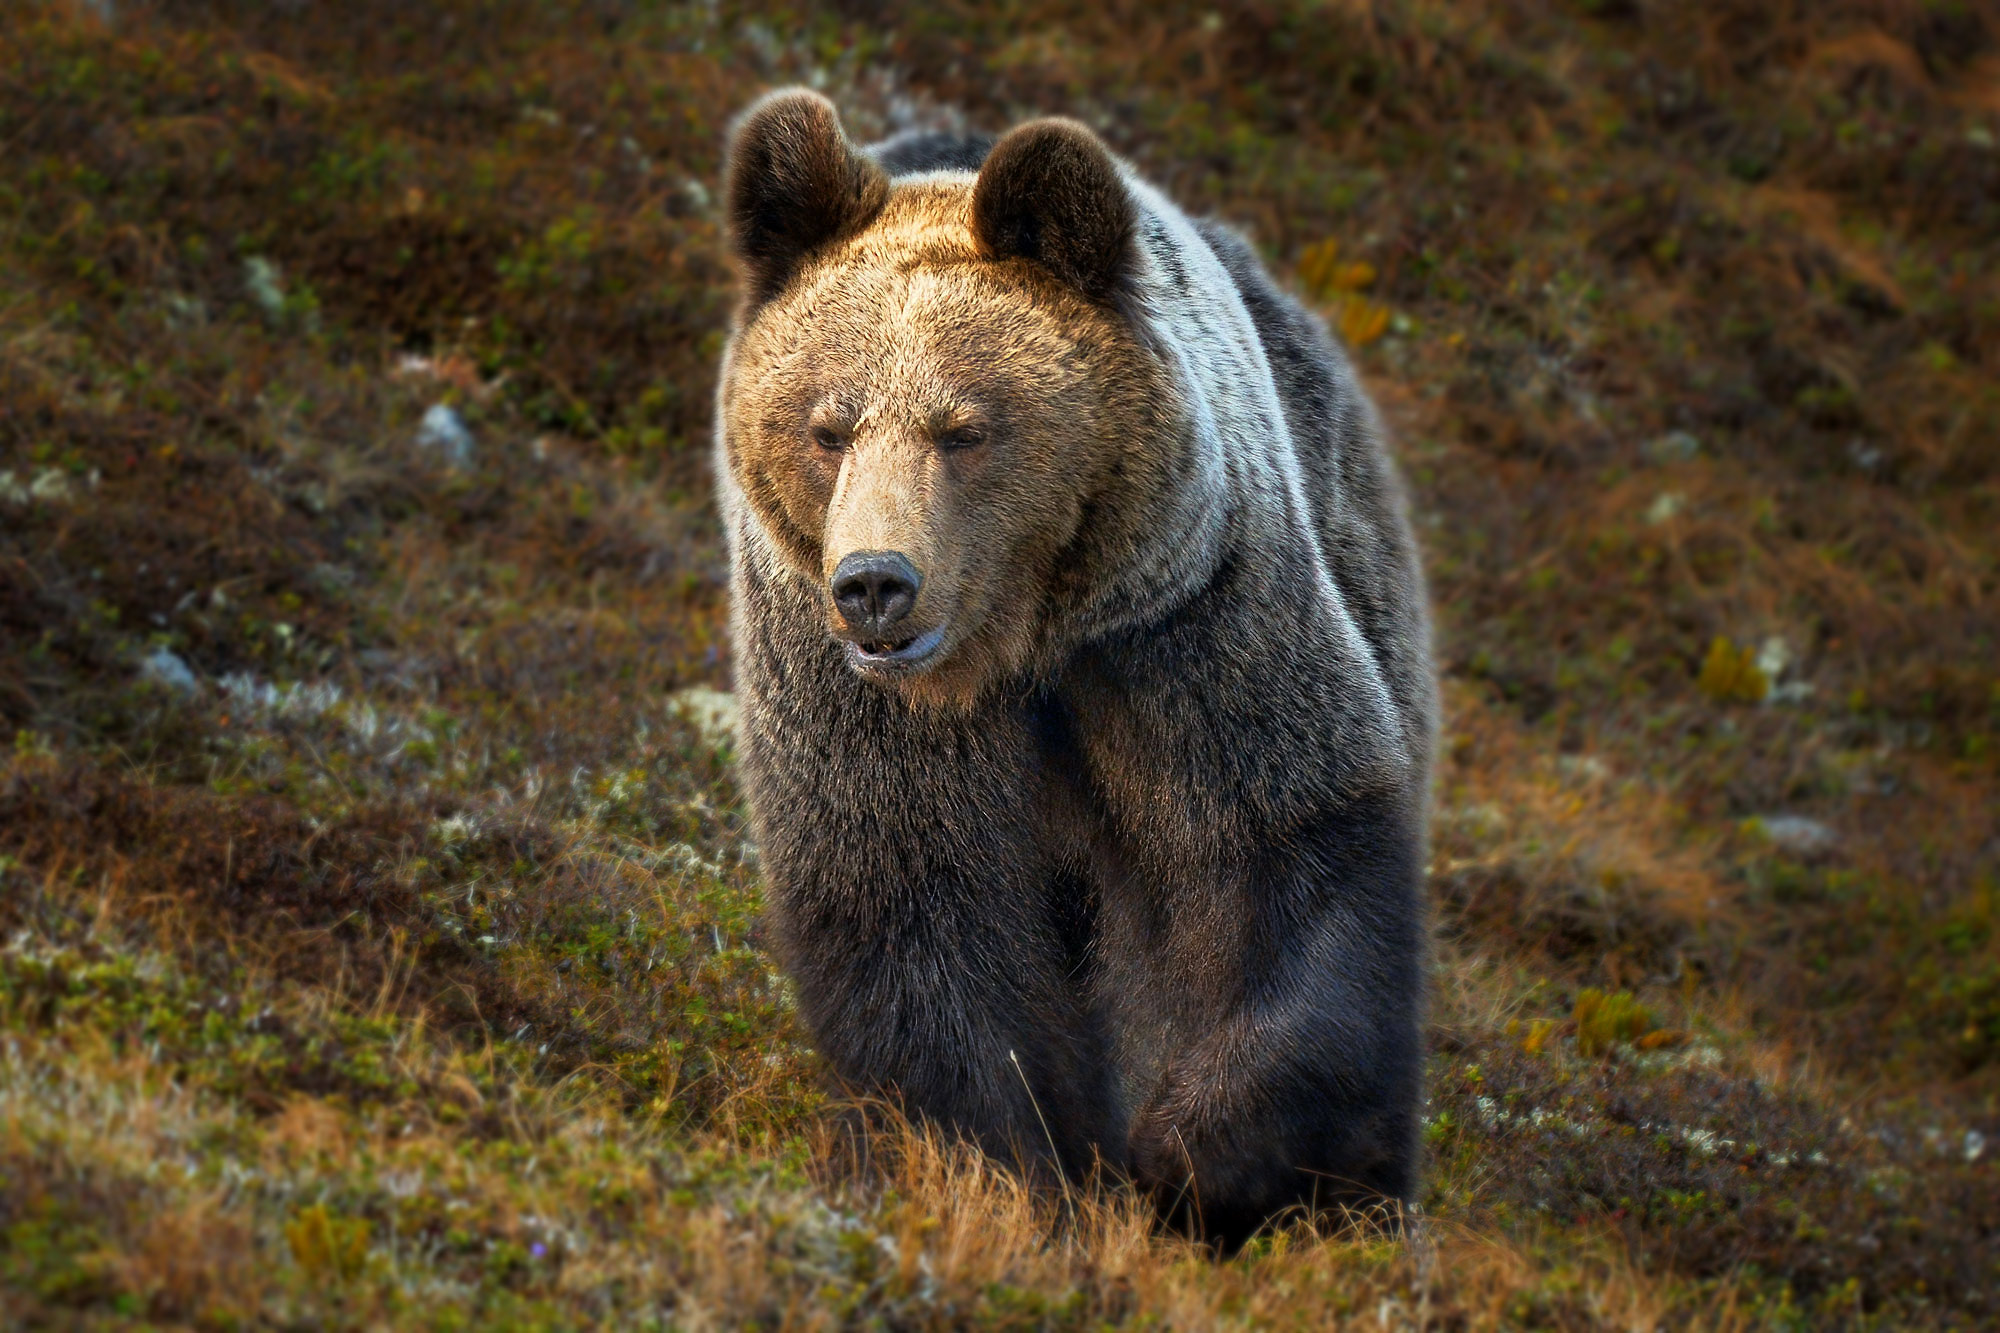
left=971, top=119, right=1136, bottom=302
left=724, top=88, right=888, bottom=305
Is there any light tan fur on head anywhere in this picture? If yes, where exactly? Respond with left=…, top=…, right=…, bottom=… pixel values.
left=720, top=94, right=1180, bottom=708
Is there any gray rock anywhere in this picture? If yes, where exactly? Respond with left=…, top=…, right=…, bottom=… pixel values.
left=1642, top=430, right=1701, bottom=465
left=139, top=646, right=199, bottom=695
left=1755, top=814, right=1837, bottom=856
left=0, top=467, right=95, bottom=507
left=243, top=256, right=288, bottom=322
left=416, top=403, right=476, bottom=469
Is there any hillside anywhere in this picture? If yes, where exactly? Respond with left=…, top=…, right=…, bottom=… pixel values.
left=2, top=1, right=1996, bottom=1327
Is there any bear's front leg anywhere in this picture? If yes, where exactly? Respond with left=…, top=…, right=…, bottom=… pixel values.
left=776, top=850, right=1113, bottom=1179
left=1125, top=789, right=1426, bottom=1244
left=737, top=611, right=1115, bottom=1180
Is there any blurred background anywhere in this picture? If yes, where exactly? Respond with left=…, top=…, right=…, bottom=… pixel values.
left=1, top=1, right=1994, bottom=1326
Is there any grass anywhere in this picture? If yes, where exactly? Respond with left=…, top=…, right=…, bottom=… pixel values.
left=1, top=0, right=1995, bottom=1326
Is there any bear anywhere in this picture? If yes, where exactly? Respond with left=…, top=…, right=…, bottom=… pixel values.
left=714, top=88, right=1436, bottom=1244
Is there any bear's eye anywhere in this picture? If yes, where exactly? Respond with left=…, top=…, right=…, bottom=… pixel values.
left=810, top=424, right=848, bottom=452
left=935, top=425, right=985, bottom=451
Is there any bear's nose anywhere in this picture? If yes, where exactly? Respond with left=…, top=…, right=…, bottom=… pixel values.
left=831, top=551, right=921, bottom=635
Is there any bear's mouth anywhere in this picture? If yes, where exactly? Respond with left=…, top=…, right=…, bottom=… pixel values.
left=845, top=623, right=946, bottom=673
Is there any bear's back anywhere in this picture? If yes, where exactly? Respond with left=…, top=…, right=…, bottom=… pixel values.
left=868, top=130, right=996, bottom=176
left=1191, top=218, right=1436, bottom=772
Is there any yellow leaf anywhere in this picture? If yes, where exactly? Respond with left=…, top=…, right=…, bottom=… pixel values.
left=1332, top=260, right=1377, bottom=291
left=1522, top=1018, right=1556, bottom=1056
left=1338, top=297, right=1391, bottom=347
left=1297, top=238, right=1341, bottom=296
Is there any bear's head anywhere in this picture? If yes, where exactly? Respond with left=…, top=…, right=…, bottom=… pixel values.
left=718, top=89, right=1184, bottom=708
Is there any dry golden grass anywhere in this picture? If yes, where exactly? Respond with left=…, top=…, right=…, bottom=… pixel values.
left=5, top=1004, right=1726, bottom=1331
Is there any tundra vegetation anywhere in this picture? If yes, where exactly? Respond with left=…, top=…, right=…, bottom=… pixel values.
left=0, top=1, right=1995, bottom=1328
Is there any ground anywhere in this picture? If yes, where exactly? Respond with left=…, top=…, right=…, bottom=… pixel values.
left=0, top=1, right=1995, bottom=1328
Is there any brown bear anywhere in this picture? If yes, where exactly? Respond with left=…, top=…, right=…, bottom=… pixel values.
left=715, top=89, right=1435, bottom=1244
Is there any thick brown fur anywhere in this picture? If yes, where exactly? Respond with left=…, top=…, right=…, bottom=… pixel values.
left=716, top=89, right=1436, bottom=1246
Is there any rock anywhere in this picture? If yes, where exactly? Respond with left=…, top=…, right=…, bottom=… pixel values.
left=163, top=292, right=207, bottom=328
left=1752, top=814, right=1837, bottom=856
left=1754, top=636, right=1792, bottom=681
left=1645, top=491, right=1685, bottom=524
left=243, top=255, right=288, bottom=321
left=0, top=467, right=94, bottom=507
left=1557, top=755, right=1611, bottom=783
left=139, top=646, right=199, bottom=695
left=416, top=403, right=476, bottom=469
left=1754, top=636, right=1816, bottom=704
left=669, top=685, right=737, bottom=750
left=1642, top=430, right=1700, bottom=465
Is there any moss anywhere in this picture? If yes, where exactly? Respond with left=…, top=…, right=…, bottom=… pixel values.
left=1698, top=636, right=1770, bottom=704
left=1573, top=988, right=1654, bottom=1057
left=285, top=1204, right=372, bottom=1281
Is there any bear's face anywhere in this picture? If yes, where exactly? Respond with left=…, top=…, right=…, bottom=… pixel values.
left=720, top=92, right=1172, bottom=707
